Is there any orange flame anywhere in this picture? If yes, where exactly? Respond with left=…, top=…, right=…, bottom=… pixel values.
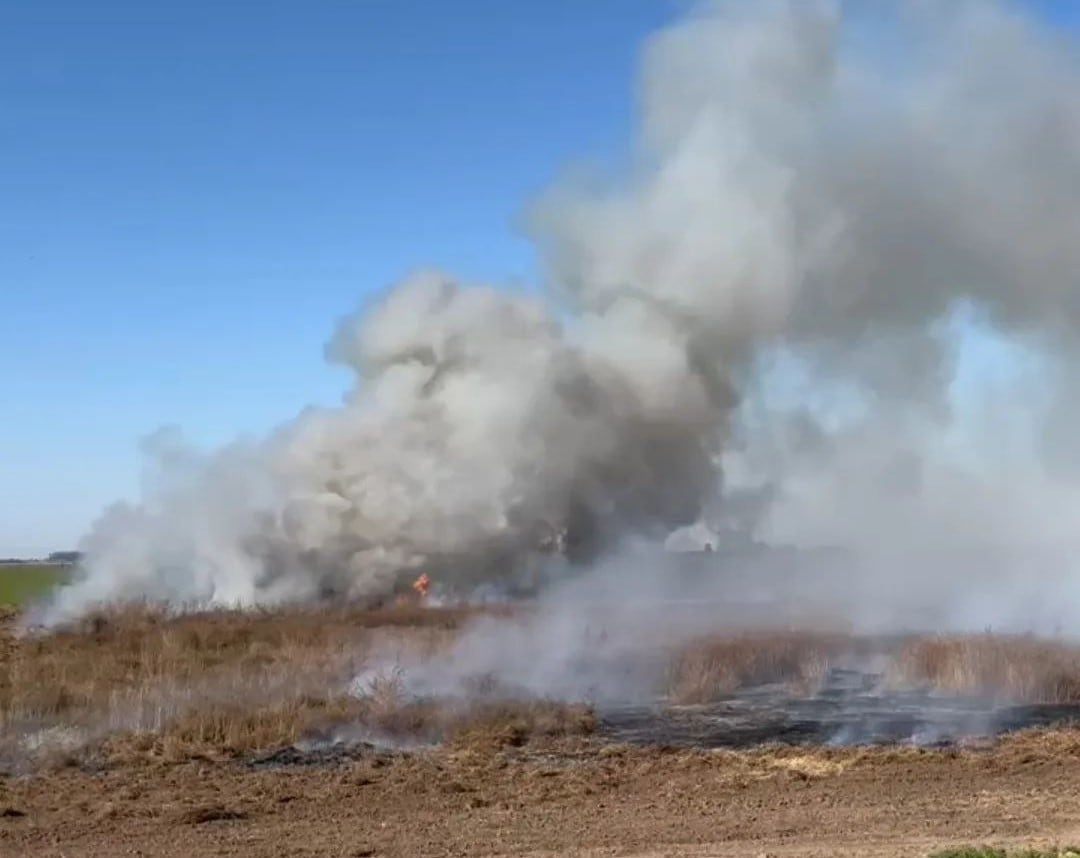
left=412, top=573, right=430, bottom=599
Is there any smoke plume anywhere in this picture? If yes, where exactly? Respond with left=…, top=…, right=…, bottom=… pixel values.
left=44, top=0, right=1080, bottom=628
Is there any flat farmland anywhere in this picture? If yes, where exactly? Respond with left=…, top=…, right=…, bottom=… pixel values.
left=0, top=564, right=69, bottom=607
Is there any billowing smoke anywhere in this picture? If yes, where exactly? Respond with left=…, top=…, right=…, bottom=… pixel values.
left=44, top=0, right=1080, bottom=627
left=54, top=267, right=731, bottom=619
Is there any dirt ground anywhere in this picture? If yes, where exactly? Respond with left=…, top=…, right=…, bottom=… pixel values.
left=3, top=729, right=1080, bottom=858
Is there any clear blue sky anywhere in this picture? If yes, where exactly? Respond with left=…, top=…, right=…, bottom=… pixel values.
left=2, top=1, right=1076, bottom=557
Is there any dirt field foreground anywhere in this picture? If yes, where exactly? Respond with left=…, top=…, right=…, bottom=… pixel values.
left=4, top=729, right=1080, bottom=857
left=4, top=605, right=1080, bottom=857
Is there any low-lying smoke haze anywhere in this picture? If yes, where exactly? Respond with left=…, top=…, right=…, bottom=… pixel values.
left=42, top=0, right=1080, bottom=633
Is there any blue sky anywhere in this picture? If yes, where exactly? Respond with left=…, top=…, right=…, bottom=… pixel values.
left=2, top=0, right=1076, bottom=557
left=2, top=0, right=681, bottom=556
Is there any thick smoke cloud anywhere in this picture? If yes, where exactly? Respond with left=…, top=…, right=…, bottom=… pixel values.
left=43, top=0, right=1080, bottom=627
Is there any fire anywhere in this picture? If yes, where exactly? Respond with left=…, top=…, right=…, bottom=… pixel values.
left=412, top=573, right=430, bottom=600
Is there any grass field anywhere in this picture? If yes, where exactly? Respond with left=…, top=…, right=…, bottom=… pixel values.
left=0, top=563, right=69, bottom=606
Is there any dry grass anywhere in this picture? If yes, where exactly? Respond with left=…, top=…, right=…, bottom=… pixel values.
left=665, top=631, right=845, bottom=704
left=98, top=695, right=375, bottom=764
left=445, top=699, right=597, bottom=752
left=8, top=602, right=1080, bottom=770
left=667, top=630, right=1080, bottom=705
left=97, top=693, right=594, bottom=766
left=0, top=604, right=458, bottom=765
left=1, top=604, right=463, bottom=720
left=2, top=601, right=488, bottom=708
left=0, top=602, right=592, bottom=769
left=888, top=634, right=1080, bottom=703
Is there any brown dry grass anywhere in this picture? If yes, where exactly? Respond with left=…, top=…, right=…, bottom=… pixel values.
left=8, top=601, right=1080, bottom=772
left=0, top=603, right=529, bottom=767
left=1, top=603, right=465, bottom=719
left=0, top=602, right=598, bottom=769
left=664, top=631, right=846, bottom=703
left=888, top=634, right=1080, bottom=702
left=98, top=694, right=595, bottom=766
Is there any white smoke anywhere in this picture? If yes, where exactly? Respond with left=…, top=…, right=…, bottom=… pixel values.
left=43, top=0, right=1080, bottom=629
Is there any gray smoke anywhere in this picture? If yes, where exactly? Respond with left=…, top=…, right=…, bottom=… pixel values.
left=43, top=0, right=1080, bottom=628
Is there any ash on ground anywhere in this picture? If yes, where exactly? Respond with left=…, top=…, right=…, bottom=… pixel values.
left=600, top=665, right=1080, bottom=749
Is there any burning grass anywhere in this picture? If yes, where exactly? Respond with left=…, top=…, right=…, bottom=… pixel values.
left=889, top=634, right=1080, bottom=703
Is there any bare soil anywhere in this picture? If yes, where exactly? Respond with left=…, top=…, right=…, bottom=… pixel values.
left=4, top=729, right=1080, bottom=857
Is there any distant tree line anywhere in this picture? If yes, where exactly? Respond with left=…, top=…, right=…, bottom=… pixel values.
left=47, top=551, right=82, bottom=564
left=0, top=551, right=82, bottom=565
